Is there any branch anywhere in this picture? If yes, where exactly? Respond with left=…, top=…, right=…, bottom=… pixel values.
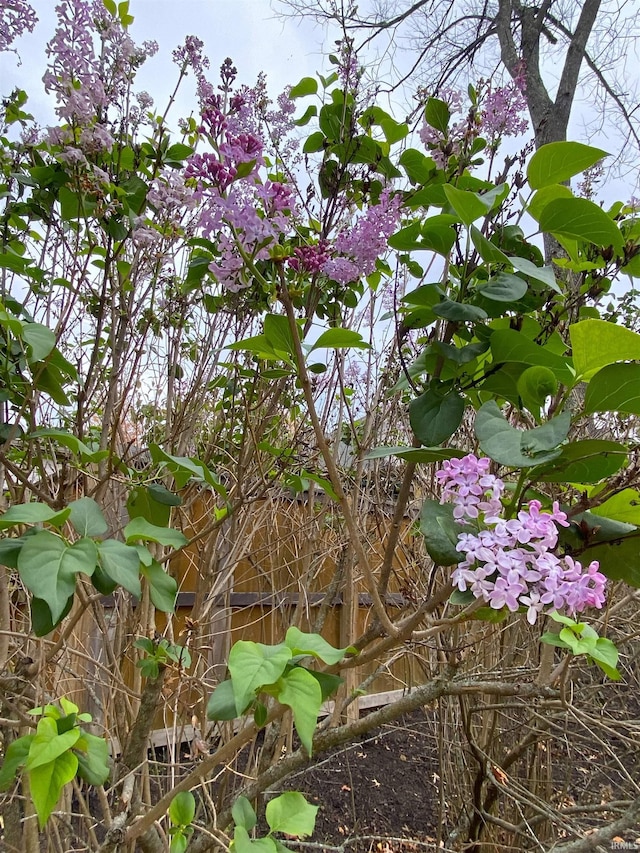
left=554, top=0, right=602, bottom=129
left=278, top=276, right=400, bottom=639
left=550, top=795, right=640, bottom=852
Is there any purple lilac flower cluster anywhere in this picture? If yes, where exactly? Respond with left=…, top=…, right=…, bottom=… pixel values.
left=419, top=87, right=470, bottom=170
left=43, top=0, right=157, bottom=149
left=288, top=242, right=331, bottom=274
left=322, top=189, right=403, bottom=284
left=337, top=38, right=361, bottom=91
left=437, top=454, right=607, bottom=623
left=1, top=0, right=38, bottom=53
left=480, top=77, right=528, bottom=139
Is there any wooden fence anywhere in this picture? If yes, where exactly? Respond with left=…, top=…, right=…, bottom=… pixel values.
left=42, top=486, right=433, bottom=745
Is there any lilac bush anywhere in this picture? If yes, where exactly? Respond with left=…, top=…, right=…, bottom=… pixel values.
left=438, top=454, right=608, bottom=622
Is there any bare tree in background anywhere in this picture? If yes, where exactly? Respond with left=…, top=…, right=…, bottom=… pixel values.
left=277, top=0, right=640, bottom=160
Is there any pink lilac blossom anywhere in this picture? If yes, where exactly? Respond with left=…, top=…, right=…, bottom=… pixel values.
left=79, top=123, right=114, bottom=153
left=322, top=189, right=403, bottom=284
left=219, top=133, right=264, bottom=168
left=208, top=233, right=256, bottom=292
left=43, top=0, right=155, bottom=129
left=147, top=171, right=198, bottom=214
left=1, top=0, right=38, bottom=52
left=480, top=80, right=528, bottom=138
left=419, top=118, right=471, bottom=170
left=43, top=0, right=107, bottom=124
left=337, top=38, right=360, bottom=91
left=131, top=218, right=160, bottom=248
left=436, top=454, right=504, bottom=521
left=438, top=454, right=607, bottom=623
left=172, top=35, right=210, bottom=76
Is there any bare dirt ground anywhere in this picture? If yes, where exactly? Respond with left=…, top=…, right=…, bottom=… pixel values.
left=281, top=711, right=443, bottom=852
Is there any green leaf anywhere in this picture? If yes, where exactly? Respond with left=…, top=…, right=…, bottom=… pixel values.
left=419, top=500, right=465, bottom=565
left=29, top=428, right=100, bottom=461
left=388, top=221, right=422, bottom=250
left=285, top=627, right=354, bottom=664
left=424, top=97, right=450, bottom=134
left=527, top=183, right=575, bottom=221
left=232, top=796, right=257, bottom=832
left=140, top=560, right=178, bottom=612
left=477, top=273, right=528, bottom=302
left=516, top=365, right=558, bottom=419
left=475, top=402, right=568, bottom=467
left=432, top=300, right=487, bottom=322
left=149, top=446, right=227, bottom=495
left=0, top=536, right=24, bottom=568
left=264, top=313, right=295, bottom=357
left=584, top=363, right=640, bottom=414
left=31, top=595, right=74, bottom=637
left=489, top=329, right=574, bottom=386
left=538, top=198, right=624, bottom=254
left=450, top=589, right=474, bottom=606
left=0, top=502, right=70, bottom=530
left=443, top=185, right=488, bottom=226
left=290, top=76, right=318, bottom=98
left=591, top=489, right=640, bottom=525
left=26, top=717, right=81, bottom=771
left=254, top=701, right=268, bottom=727
left=509, top=257, right=560, bottom=292
left=470, top=226, right=509, bottom=264
left=398, top=148, right=435, bottom=184
left=0, top=735, right=34, bottom=790
left=276, top=667, right=322, bottom=755
left=124, top=517, right=187, bottom=549
left=228, top=641, right=292, bottom=714
left=165, top=143, right=193, bottom=162
left=127, top=486, right=171, bottom=528
left=364, top=446, right=466, bottom=463
left=68, top=497, right=108, bottom=538
left=302, top=131, right=325, bottom=154
left=169, top=791, right=196, bottom=827
left=233, top=826, right=277, bottom=853
left=578, top=536, right=640, bottom=588
left=22, top=323, right=56, bottom=363
left=29, top=750, right=78, bottom=828
left=380, top=117, right=408, bottom=144
left=34, top=363, right=72, bottom=405
left=305, top=670, right=343, bottom=701
left=570, top=319, right=640, bottom=380
left=590, top=637, right=621, bottom=680
left=409, top=389, right=464, bottom=446
left=265, top=791, right=318, bottom=837
left=527, top=142, right=608, bottom=189
left=207, top=679, right=243, bottom=720
left=97, top=539, right=141, bottom=597
left=310, top=328, right=371, bottom=352
left=89, top=563, right=118, bottom=596
left=18, top=533, right=97, bottom=623
left=170, top=831, right=190, bottom=853
left=420, top=219, right=457, bottom=255
left=294, top=104, right=318, bottom=126
left=74, top=732, right=109, bottom=786
left=533, top=439, right=627, bottom=483
left=146, top=484, right=182, bottom=506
